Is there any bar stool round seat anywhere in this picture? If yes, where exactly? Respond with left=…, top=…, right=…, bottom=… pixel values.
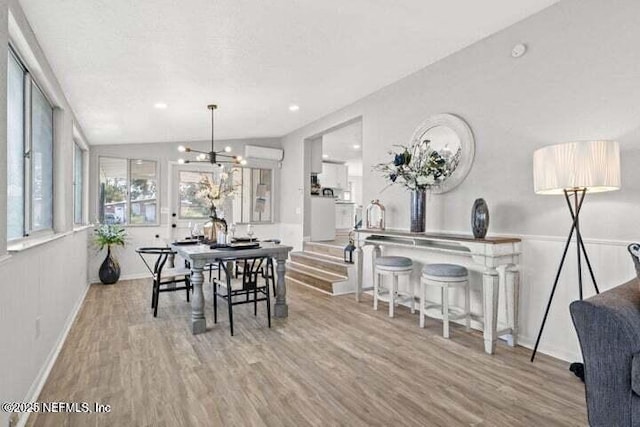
left=422, top=263, right=468, bottom=277
left=374, top=256, right=415, bottom=318
left=375, top=256, right=414, bottom=269
left=420, top=263, right=471, bottom=339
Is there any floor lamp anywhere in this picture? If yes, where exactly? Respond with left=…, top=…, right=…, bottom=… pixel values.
left=530, top=140, right=621, bottom=364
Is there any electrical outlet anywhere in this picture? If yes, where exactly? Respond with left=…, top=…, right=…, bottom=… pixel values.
left=35, top=317, right=41, bottom=339
left=9, top=413, right=19, bottom=427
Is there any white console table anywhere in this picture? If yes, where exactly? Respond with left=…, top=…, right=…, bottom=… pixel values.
left=354, top=229, right=521, bottom=355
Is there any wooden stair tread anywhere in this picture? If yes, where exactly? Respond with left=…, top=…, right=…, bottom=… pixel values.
left=303, top=241, right=349, bottom=258
left=286, top=261, right=347, bottom=283
left=285, top=277, right=333, bottom=294
left=291, top=251, right=350, bottom=265
left=285, top=271, right=334, bottom=293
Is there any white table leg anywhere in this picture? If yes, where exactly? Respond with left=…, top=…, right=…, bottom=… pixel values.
left=190, top=259, right=207, bottom=334
left=505, top=265, right=520, bottom=347
left=355, top=240, right=363, bottom=302
left=482, top=268, right=500, bottom=354
left=274, top=255, right=288, bottom=318
left=419, top=280, right=425, bottom=328
left=389, top=274, right=395, bottom=318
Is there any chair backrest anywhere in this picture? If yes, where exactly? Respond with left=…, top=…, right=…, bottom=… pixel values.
left=220, top=256, right=272, bottom=290
left=136, top=247, right=175, bottom=279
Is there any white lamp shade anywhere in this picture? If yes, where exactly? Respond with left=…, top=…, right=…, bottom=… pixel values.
left=533, top=140, right=621, bottom=195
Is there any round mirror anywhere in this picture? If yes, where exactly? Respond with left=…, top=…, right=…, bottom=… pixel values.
left=410, top=113, right=475, bottom=194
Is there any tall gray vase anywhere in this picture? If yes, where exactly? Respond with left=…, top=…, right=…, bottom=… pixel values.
left=471, top=198, right=490, bottom=239
left=410, top=190, right=426, bottom=233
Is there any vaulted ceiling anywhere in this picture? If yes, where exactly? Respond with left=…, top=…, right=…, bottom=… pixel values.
left=19, top=0, right=559, bottom=145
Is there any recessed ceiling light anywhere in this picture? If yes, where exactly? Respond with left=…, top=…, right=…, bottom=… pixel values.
left=353, top=144, right=361, bottom=149
left=322, top=154, right=329, bottom=159
left=154, top=102, right=168, bottom=109
left=289, top=104, right=300, bottom=112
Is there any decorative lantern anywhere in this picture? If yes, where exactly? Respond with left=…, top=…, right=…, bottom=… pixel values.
left=365, top=199, right=385, bottom=230
left=344, top=231, right=356, bottom=264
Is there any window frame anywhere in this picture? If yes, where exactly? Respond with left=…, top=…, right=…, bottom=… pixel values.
left=73, top=140, right=86, bottom=225
left=7, top=45, right=55, bottom=241
left=98, top=156, right=160, bottom=227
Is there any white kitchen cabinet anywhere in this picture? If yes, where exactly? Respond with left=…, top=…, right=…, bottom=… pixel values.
left=319, top=163, right=348, bottom=189
left=310, top=138, right=323, bottom=174
left=335, top=203, right=355, bottom=229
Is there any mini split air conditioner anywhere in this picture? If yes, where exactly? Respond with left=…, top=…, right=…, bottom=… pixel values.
left=244, top=145, right=284, bottom=161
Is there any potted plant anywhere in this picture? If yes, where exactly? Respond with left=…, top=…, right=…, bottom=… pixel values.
left=94, top=224, right=126, bottom=284
left=374, top=139, right=459, bottom=232
left=196, top=171, right=238, bottom=242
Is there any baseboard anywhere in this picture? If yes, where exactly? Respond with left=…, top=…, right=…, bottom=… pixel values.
left=89, top=272, right=149, bottom=284
left=18, top=281, right=91, bottom=427
left=516, top=335, right=581, bottom=363
left=118, top=272, right=150, bottom=281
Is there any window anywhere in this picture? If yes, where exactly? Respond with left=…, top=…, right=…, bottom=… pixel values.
left=99, top=157, right=158, bottom=225
left=6, top=48, right=54, bottom=239
left=232, top=168, right=273, bottom=224
left=174, top=166, right=273, bottom=224
left=178, top=171, right=213, bottom=219
left=73, top=142, right=84, bottom=224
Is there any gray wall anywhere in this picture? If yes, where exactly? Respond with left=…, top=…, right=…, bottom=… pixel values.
left=279, top=0, right=640, bottom=360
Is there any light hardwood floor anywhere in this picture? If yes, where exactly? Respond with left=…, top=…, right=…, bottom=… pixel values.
left=28, top=278, right=587, bottom=426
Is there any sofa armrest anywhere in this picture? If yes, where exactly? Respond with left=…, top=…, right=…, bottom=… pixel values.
left=570, top=279, right=640, bottom=427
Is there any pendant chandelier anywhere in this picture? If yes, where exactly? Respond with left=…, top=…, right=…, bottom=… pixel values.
left=178, top=104, right=247, bottom=166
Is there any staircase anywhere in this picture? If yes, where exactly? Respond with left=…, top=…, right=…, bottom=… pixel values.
left=285, top=241, right=356, bottom=295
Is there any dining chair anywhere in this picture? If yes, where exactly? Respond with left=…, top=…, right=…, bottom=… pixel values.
left=136, top=247, right=192, bottom=317
left=213, top=256, right=274, bottom=336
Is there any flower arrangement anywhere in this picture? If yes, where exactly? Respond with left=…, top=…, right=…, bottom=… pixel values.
left=374, top=139, right=460, bottom=191
left=196, top=171, right=238, bottom=216
left=94, top=224, right=126, bottom=251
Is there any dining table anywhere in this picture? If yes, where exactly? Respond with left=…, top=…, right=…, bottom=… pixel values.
left=171, top=241, right=293, bottom=334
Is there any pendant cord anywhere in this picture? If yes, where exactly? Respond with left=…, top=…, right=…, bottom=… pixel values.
left=211, top=107, right=215, bottom=154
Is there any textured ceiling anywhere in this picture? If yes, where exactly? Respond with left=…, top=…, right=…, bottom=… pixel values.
left=19, top=0, right=558, bottom=145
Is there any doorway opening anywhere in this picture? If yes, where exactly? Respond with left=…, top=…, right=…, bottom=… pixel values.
left=303, top=117, right=363, bottom=244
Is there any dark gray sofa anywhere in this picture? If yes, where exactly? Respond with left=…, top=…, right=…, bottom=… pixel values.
left=570, top=279, right=640, bottom=427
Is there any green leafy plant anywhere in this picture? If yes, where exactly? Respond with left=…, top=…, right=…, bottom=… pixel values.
left=94, top=224, right=127, bottom=251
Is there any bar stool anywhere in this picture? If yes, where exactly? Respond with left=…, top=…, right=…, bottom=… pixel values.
left=374, top=256, right=414, bottom=317
left=420, top=263, right=470, bottom=338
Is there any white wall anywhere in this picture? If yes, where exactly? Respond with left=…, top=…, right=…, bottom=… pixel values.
left=280, top=0, right=640, bottom=361
left=0, top=2, right=92, bottom=426
left=0, top=230, right=90, bottom=427
left=88, top=138, right=284, bottom=281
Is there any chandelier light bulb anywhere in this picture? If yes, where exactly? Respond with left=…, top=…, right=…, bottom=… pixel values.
left=178, top=145, right=186, bottom=152
left=224, top=146, right=232, bottom=153
left=240, top=159, right=247, bottom=166
left=178, top=159, right=185, bottom=164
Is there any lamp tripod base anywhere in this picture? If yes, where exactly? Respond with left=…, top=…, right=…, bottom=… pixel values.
left=530, top=189, right=599, bottom=375
left=569, top=362, right=585, bottom=381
